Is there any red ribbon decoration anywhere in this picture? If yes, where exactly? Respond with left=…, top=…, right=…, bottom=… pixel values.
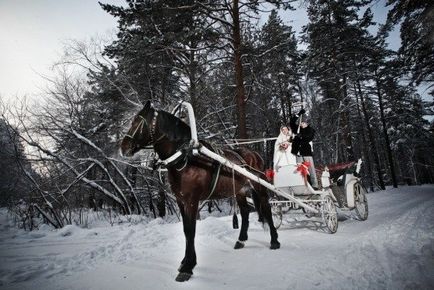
left=296, top=161, right=311, bottom=179
left=265, top=169, right=275, bottom=181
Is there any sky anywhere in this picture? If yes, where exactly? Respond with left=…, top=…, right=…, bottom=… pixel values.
left=0, top=0, right=406, bottom=106
left=0, top=0, right=124, bottom=104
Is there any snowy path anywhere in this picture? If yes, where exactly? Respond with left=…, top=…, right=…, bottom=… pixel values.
left=0, top=185, right=433, bottom=290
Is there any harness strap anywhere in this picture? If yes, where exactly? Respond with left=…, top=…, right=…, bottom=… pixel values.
left=230, top=150, right=247, bottom=167
left=204, top=162, right=222, bottom=201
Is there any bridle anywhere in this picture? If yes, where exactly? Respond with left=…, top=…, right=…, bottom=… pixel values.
left=124, top=111, right=164, bottom=145
left=125, top=114, right=147, bottom=140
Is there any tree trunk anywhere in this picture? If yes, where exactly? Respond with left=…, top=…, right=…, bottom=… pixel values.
left=375, top=72, right=398, bottom=188
left=129, top=166, right=142, bottom=215
left=278, top=78, right=287, bottom=124
left=341, top=73, right=354, bottom=161
left=232, top=0, right=248, bottom=139
left=354, top=83, right=374, bottom=192
left=359, top=90, right=386, bottom=190
left=409, top=148, right=418, bottom=185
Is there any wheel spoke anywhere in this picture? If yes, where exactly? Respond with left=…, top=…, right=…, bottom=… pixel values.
left=353, top=183, right=368, bottom=221
left=321, top=195, right=338, bottom=233
left=270, top=198, right=283, bottom=229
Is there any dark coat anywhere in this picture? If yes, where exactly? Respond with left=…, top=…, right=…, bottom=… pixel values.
left=289, top=115, right=315, bottom=156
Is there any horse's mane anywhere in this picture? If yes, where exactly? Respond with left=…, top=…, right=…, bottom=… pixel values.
left=157, top=110, right=192, bottom=142
left=156, top=110, right=218, bottom=152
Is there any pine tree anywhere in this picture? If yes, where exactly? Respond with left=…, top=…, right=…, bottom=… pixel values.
left=256, top=10, right=301, bottom=126
left=0, top=119, right=31, bottom=206
left=100, top=0, right=217, bottom=108
left=188, top=0, right=296, bottom=138
left=385, top=0, right=434, bottom=93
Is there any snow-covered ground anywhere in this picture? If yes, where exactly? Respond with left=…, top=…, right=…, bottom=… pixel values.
left=0, top=185, right=433, bottom=290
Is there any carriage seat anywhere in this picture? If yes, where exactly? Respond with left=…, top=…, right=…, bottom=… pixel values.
left=317, top=162, right=355, bottom=181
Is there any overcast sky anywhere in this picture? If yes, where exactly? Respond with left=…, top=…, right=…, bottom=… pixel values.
left=0, top=0, right=401, bottom=105
left=0, top=0, right=124, bottom=104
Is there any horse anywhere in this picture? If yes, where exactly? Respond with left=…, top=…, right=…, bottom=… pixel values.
left=120, top=101, right=280, bottom=282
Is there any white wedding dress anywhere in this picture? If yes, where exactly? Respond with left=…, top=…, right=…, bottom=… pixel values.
left=273, top=132, right=305, bottom=190
left=273, top=132, right=297, bottom=171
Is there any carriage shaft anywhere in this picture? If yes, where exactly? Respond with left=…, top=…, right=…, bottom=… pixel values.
left=199, top=146, right=320, bottom=214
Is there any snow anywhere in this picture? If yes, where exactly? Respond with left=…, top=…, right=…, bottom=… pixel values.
left=1, top=185, right=433, bottom=290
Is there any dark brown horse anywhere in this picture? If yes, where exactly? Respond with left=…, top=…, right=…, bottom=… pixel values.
left=120, top=101, right=280, bottom=282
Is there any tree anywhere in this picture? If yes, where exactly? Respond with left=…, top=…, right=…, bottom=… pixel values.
left=0, top=116, right=30, bottom=206
left=302, top=0, right=373, bottom=163
left=99, top=0, right=221, bottom=111
left=256, top=10, right=301, bottom=126
left=384, top=0, right=434, bottom=94
left=199, top=0, right=295, bottom=138
left=100, top=0, right=299, bottom=138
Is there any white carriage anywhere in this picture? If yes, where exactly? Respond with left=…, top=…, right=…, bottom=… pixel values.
left=270, top=158, right=368, bottom=232
left=269, top=162, right=339, bottom=233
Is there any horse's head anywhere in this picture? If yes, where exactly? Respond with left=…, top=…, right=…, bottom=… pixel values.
left=120, top=101, right=154, bottom=157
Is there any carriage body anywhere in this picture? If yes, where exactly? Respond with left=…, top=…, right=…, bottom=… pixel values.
left=270, top=156, right=368, bottom=231
left=273, top=164, right=306, bottom=194
left=270, top=162, right=339, bottom=233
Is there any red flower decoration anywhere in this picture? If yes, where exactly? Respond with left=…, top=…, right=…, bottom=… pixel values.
left=265, top=169, right=275, bottom=181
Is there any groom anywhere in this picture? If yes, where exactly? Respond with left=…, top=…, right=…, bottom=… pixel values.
left=290, top=110, right=318, bottom=189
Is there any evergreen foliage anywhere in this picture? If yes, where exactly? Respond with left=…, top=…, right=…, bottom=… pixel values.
left=385, top=0, right=434, bottom=92
left=0, top=119, right=30, bottom=206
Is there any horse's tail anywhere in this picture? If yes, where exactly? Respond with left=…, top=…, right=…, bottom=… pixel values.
left=233, top=148, right=267, bottom=223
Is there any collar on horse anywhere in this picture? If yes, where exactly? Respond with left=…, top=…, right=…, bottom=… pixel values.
left=157, top=147, right=187, bottom=169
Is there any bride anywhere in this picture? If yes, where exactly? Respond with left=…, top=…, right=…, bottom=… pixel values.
left=273, top=126, right=297, bottom=171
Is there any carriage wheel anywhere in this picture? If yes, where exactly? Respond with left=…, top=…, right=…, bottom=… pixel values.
left=270, top=198, right=283, bottom=229
left=353, top=182, right=368, bottom=221
left=321, top=195, right=338, bottom=234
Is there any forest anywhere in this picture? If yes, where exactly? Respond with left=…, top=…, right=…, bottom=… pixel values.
left=1, top=0, right=433, bottom=230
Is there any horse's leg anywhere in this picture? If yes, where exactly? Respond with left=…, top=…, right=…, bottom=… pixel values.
left=234, top=195, right=250, bottom=249
left=177, top=201, right=187, bottom=269
left=176, top=199, right=198, bottom=282
left=257, top=188, right=280, bottom=249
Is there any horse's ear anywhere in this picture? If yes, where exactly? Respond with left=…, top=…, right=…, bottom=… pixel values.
left=143, top=100, right=151, bottom=112
left=141, top=100, right=154, bottom=115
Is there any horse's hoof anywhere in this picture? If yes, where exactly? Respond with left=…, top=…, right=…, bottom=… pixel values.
left=175, top=272, right=192, bottom=282
left=270, top=242, right=280, bottom=250
left=177, top=263, right=184, bottom=272
left=234, top=240, right=245, bottom=249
